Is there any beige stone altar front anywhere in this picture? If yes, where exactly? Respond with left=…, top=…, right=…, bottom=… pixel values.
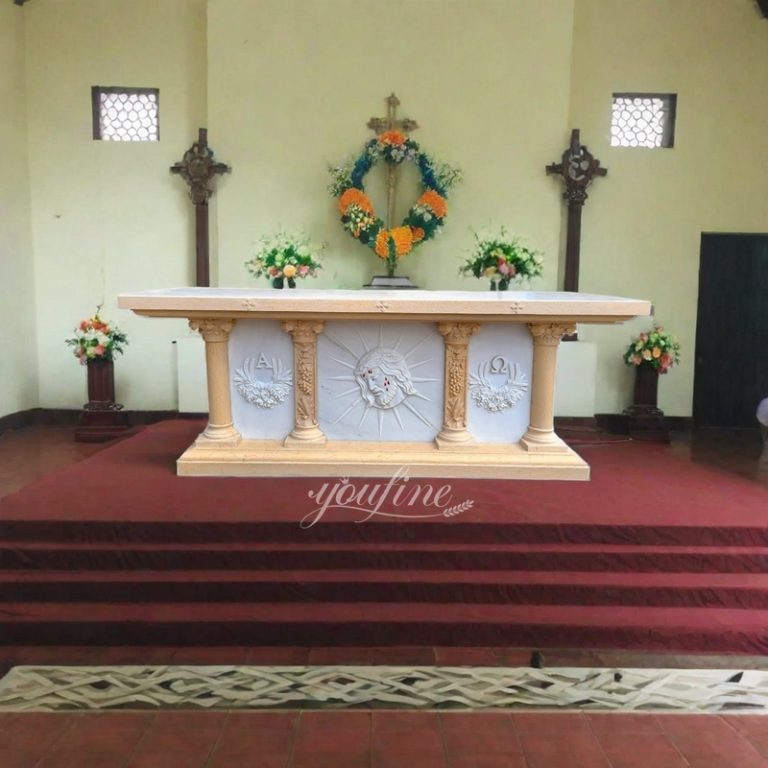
left=118, top=289, right=651, bottom=479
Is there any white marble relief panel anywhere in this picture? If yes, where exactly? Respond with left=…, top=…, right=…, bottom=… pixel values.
left=467, top=323, right=533, bottom=443
left=229, top=319, right=294, bottom=439
left=318, top=322, right=443, bottom=442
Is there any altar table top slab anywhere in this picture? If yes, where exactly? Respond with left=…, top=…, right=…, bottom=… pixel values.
left=118, top=288, right=652, bottom=323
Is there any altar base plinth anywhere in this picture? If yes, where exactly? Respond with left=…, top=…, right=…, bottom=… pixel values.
left=177, top=439, right=588, bottom=479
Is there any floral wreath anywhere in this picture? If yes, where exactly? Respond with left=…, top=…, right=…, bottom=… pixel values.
left=328, top=131, right=461, bottom=276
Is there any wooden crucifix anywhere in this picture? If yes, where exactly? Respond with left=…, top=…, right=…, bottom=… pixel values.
left=546, top=129, right=607, bottom=294
left=170, top=128, right=230, bottom=287
left=367, top=93, right=419, bottom=229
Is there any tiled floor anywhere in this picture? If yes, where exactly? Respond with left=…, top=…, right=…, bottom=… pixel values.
left=3, top=710, right=768, bottom=768
left=2, top=423, right=768, bottom=767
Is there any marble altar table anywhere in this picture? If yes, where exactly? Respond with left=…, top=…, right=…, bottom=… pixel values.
left=118, top=289, right=651, bottom=479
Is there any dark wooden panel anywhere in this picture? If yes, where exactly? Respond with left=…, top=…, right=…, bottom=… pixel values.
left=694, top=234, right=768, bottom=428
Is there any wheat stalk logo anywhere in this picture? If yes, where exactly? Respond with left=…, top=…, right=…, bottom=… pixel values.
left=443, top=499, right=474, bottom=518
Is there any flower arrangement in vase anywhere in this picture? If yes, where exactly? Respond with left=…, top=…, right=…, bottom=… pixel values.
left=623, top=325, right=680, bottom=374
left=245, top=231, right=323, bottom=288
left=66, top=308, right=129, bottom=437
left=460, top=228, right=543, bottom=290
left=65, top=308, right=128, bottom=365
left=623, top=325, right=681, bottom=422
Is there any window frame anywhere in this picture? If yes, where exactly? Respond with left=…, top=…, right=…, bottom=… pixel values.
left=91, top=85, right=160, bottom=142
left=611, top=92, right=677, bottom=149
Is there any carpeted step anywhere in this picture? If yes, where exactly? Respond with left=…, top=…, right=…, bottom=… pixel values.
left=4, top=569, right=768, bottom=609
left=2, top=602, right=768, bottom=654
left=5, top=519, right=768, bottom=548
left=3, top=420, right=768, bottom=655
left=3, top=542, right=768, bottom=573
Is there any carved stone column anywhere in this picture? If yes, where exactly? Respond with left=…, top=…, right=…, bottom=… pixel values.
left=189, top=318, right=240, bottom=443
left=521, top=322, right=575, bottom=452
left=435, top=321, right=480, bottom=449
left=282, top=320, right=326, bottom=446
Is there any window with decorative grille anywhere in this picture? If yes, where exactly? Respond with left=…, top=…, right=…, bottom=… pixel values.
left=92, top=86, right=159, bottom=142
left=610, top=93, right=677, bottom=148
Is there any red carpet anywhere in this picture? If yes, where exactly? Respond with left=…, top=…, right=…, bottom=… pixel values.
left=2, top=419, right=768, bottom=652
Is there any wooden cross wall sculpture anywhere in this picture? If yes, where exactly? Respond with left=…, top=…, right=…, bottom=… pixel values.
left=546, top=129, right=607, bottom=294
left=367, top=93, right=419, bottom=229
left=170, top=128, right=230, bottom=287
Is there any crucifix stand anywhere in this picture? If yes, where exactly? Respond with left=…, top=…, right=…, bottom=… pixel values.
left=364, top=93, right=420, bottom=290
left=367, top=93, right=419, bottom=230
left=546, top=129, right=607, bottom=335
left=171, top=128, right=230, bottom=287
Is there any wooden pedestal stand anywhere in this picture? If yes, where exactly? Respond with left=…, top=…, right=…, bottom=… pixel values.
left=623, top=364, right=669, bottom=443
left=75, top=359, right=130, bottom=443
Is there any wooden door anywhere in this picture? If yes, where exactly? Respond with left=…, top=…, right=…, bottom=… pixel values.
left=693, top=234, right=768, bottom=428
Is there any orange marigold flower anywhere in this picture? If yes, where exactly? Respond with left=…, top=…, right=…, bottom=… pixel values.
left=411, top=227, right=425, bottom=243
left=418, top=189, right=447, bottom=219
left=379, top=130, right=405, bottom=146
left=338, top=188, right=373, bottom=215
left=390, top=226, right=413, bottom=257
left=374, top=230, right=391, bottom=259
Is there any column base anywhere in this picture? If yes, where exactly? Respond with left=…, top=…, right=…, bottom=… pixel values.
left=284, top=426, right=327, bottom=448
left=435, top=429, right=476, bottom=450
left=199, top=422, right=241, bottom=445
left=520, top=427, right=569, bottom=453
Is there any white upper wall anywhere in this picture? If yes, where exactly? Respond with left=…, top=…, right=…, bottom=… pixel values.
left=208, top=0, right=575, bottom=292
left=569, top=0, right=768, bottom=415
left=24, top=0, right=207, bottom=410
left=5, top=0, right=768, bottom=419
left=0, top=3, right=37, bottom=418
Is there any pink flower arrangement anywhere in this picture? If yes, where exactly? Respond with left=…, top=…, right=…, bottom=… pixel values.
left=245, top=231, right=323, bottom=289
left=460, top=228, right=543, bottom=291
left=65, top=309, right=128, bottom=365
left=623, top=325, right=680, bottom=374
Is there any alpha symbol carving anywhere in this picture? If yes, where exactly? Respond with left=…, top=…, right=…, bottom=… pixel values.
left=469, top=357, right=529, bottom=413
left=233, top=356, right=293, bottom=409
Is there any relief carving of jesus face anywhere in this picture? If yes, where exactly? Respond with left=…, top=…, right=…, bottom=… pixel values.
left=354, top=348, right=417, bottom=410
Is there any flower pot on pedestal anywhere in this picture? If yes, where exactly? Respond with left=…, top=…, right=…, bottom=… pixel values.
left=630, top=363, right=662, bottom=414
left=75, top=359, right=130, bottom=443
left=623, top=364, right=669, bottom=442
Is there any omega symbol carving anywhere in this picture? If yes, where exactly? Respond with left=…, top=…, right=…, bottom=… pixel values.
left=469, top=355, right=529, bottom=413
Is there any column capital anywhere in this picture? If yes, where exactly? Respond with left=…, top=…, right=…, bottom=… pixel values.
left=282, top=319, right=325, bottom=343
left=437, top=321, right=481, bottom=344
left=189, top=317, right=235, bottom=342
left=527, top=322, right=576, bottom=346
